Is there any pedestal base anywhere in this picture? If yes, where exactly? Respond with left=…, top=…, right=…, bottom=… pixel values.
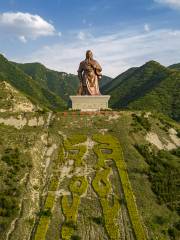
left=70, top=95, right=111, bottom=111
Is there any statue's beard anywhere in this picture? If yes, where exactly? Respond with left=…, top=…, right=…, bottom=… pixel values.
left=86, top=55, right=93, bottom=61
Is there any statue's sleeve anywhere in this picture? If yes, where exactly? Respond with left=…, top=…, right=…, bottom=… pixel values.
left=93, top=60, right=102, bottom=79
left=94, top=60, right=102, bottom=72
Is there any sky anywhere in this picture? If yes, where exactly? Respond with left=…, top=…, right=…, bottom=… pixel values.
left=0, top=0, right=180, bottom=77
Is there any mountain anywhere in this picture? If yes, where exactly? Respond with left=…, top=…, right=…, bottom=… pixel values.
left=13, top=62, right=79, bottom=103
left=169, top=63, right=180, bottom=71
left=0, top=54, right=66, bottom=111
left=103, top=61, right=180, bottom=121
left=99, top=75, right=112, bottom=88
left=101, top=67, right=137, bottom=93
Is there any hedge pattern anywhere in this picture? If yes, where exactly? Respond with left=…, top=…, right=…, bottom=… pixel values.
left=61, top=135, right=88, bottom=240
left=92, top=167, right=121, bottom=239
left=92, top=134, right=147, bottom=240
left=34, top=134, right=147, bottom=240
left=61, top=176, right=88, bottom=240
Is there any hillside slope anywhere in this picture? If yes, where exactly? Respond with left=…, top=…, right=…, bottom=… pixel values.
left=103, top=61, right=180, bottom=121
left=169, top=63, right=180, bottom=71
left=13, top=62, right=79, bottom=102
left=101, top=67, right=137, bottom=93
left=0, top=54, right=66, bottom=111
left=99, top=75, right=112, bottom=88
left=0, top=81, right=38, bottom=112
left=0, top=92, right=179, bottom=240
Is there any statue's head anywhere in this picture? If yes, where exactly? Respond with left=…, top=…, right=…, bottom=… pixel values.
left=86, top=50, right=93, bottom=60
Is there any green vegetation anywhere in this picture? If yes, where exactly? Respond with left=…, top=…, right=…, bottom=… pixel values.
left=102, top=61, right=180, bottom=121
left=100, top=197, right=121, bottom=240
left=135, top=144, right=180, bottom=213
left=92, top=216, right=105, bottom=225
left=92, top=168, right=121, bottom=239
left=92, top=168, right=111, bottom=197
left=64, top=135, right=87, bottom=167
left=60, top=135, right=88, bottom=240
left=101, top=67, right=137, bottom=93
left=0, top=54, right=66, bottom=111
left=13, top=62, right=79, bottom=103
left=168, top=63, right=180, bottom=71
left=61, top=176, right=88, bottom=240
left=71, top=235, right=81, bottom=240
left=34, top=166, right=61, bottom=240
left=131, top=113, right=151, bottom=131
left=93, top=134, right=147, bottom=240
left=0, top=84, right=179, bottom=240
left=69, top=176, right=88, bottom=195
left=34, top=193, right=56, bottom=240
left=62, top=195, right=80, bottom=224
left=177, top=131, right=180, bottom=138
left=0, top=147, right=31, bottom=233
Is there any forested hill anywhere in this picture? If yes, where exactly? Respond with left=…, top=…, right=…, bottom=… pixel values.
left=13, top=62, right=80, bottom=103
left=102, top=61, right=180, bottom=121
left=169, top=63, right=180, bottom=71
left=0, top=54, right=66, bottom=111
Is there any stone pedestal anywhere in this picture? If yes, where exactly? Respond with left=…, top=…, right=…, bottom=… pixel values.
left=70, top=95, right=110, bottom=111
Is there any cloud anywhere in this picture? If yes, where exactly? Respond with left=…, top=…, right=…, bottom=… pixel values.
left=0, top=12, right=57, bottom=41
left=77, top=31, right=86, bottom=40
left=19, top=35, right=27, bottom=43
left=58, top=32, right=62, bottom=37
left=77, top=31, right=93, bottom=40
left=154, top=0, right=180, bottom=9
left=144, top=24, right=151, bottom=32
left=14, top=27, right=180, bottom=77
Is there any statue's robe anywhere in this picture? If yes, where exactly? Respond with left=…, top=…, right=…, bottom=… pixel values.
left=77, top=59, right=102, bottom=95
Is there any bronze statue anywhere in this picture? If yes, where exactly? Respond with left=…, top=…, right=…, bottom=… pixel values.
left=77, top=50, right=102, bottom=95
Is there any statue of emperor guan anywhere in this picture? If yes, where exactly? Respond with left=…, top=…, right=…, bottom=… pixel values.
left=77, top=50, right=102, bottom=96
left=70, top=50, right=110, bottom=111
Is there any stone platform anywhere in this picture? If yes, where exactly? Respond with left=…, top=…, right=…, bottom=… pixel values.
left=70, top=95, right=110, bottom=111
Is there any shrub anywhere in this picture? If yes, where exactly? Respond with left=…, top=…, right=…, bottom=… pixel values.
left=132, top=113, right=151, bottom=131
left=71, top=235, right=81, bottom=240
left=135, top=144, right=180, bottom=213
left=177, top=131, right=180, bottom=138
left=40, top=209, right=51, bottom=217
left=168, top=228, right=176, bottom=239
left=171, top=147, right=180, bottom=157
left=0, top=195, right=18, bottom=217
left=154, top=216, right=167, bottom=225
left=92, top=217, right=104, bottom=225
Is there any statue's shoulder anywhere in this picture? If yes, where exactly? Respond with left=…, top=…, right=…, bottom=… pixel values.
left=80, top=60, right=86, bottom=65
left=78, top=60, right=85, bottom=71
left=91, top=59, right=102, bottom=70
left=91, top=59, right=98, bottom=64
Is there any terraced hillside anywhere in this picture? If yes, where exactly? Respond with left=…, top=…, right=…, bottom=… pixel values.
left=0, top=108, right=179, bottom=240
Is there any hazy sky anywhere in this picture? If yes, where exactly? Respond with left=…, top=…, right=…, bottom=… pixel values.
left=0, top=0, right=180, bottom=77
